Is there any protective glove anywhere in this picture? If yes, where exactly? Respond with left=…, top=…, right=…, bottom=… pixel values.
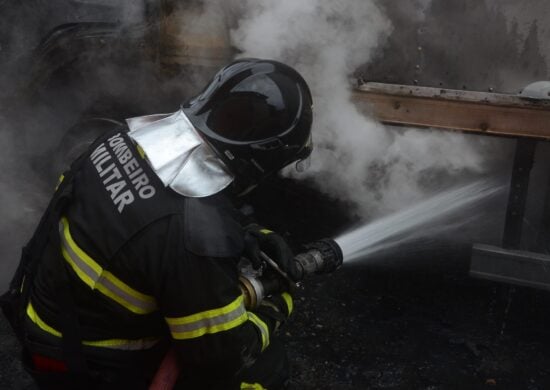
left=244, top=224, right=300, bottom=282
left=254, top=292, right=294, bottom=333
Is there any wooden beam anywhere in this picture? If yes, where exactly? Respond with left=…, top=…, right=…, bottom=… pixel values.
left=352, top=82, right=550, bottom=140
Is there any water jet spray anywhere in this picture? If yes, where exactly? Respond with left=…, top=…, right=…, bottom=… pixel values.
left=241, top=179, right=505, bottom=309
left=335, top=179, right=506, bottom=264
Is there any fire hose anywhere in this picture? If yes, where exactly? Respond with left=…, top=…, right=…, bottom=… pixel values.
left=149, top=238, right=343, bottom=390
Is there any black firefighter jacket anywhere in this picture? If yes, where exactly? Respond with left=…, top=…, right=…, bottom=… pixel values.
left=24, top=128, right=273, bottom=385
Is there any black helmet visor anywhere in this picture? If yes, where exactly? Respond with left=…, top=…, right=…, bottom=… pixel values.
left=204, top=73, right=301, bottom=142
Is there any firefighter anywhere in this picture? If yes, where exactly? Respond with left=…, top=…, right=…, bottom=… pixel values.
left=8, top=58, right=313, bottom=389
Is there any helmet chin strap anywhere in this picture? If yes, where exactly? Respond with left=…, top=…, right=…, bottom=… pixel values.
left=229, top=169, right=261, bottom=197
left=234, top=183, right=258, bottom=197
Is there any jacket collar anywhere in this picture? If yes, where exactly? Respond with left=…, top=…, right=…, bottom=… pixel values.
left=126, top=110, right=234, bottom=198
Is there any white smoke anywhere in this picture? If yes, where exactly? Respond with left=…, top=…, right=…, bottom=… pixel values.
left=230, top=0, right=506, bottom=218
left=0, top=114, right=50, bottom=287
left=0, top=1, right=151, bottom=289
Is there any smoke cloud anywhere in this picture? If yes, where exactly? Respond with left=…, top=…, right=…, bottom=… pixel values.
left=0, top=112, right=50, bottom=289
left=231, top=0, right=510, bottom=218
left=0, top=1, right=153, bottom=289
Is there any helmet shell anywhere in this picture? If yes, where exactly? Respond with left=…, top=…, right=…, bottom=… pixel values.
left=183, top=58, right=313, bottom=191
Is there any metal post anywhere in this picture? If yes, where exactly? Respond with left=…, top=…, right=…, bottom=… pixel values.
left=537, top=148, right=550, bottom=254
left=502, top=138, right=537, bottom=249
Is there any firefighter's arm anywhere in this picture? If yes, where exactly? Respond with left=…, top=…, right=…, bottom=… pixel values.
left=159, top=251, right=276, bottom=380
left=154, top=196, right=282, bottom=380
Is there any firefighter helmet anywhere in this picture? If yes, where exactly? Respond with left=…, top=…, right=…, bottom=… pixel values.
left=182, top=58, right=313, bottom=193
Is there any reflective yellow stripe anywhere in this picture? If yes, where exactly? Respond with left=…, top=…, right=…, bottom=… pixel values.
left=27, top=302, right=61, bottom=337
left=26, top=302, right=159, bottom=350
left=165, top=295, right=248, bottom=340
left=281, top=292, right=293, bottom=315
left=83, top=337, right=159, bottom=349
left=55, top=174, right=65, bottom=190
left=259, top=229, right=273, bottom=235
left=95, top=271, right=157, bottom=314
left=241, top=383, right=266, bottom=390
left=247, top=312, right=270, bottom=351
left=59, top=217, right=158, bottom=314
left=136, top=144, right=146, bottom=159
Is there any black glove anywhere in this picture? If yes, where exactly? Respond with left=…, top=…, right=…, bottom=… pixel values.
left=244, top=224, right=300, bottom=281
left=254, top=292, right=294, bottom=333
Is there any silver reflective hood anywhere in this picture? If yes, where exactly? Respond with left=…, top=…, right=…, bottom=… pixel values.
left=126, top=110, right=234, bottom=198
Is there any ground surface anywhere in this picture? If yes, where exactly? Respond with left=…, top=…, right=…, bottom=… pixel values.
left=284, top=258, right=550, bottom=390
